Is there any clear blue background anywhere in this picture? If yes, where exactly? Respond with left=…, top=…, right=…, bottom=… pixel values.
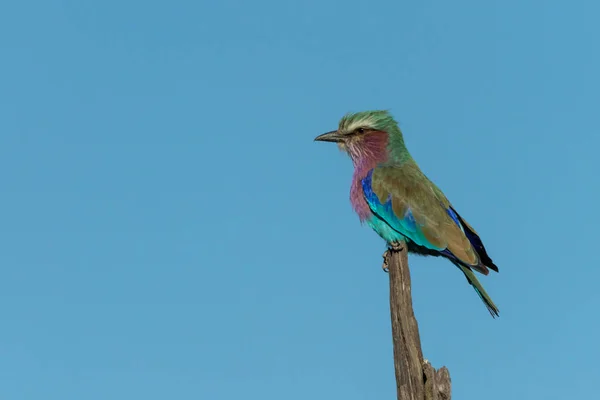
left=1, top=1, right=598, bottom=399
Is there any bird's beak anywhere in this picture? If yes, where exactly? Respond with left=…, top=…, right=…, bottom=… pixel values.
left=314, top=130, right=344, bottom=143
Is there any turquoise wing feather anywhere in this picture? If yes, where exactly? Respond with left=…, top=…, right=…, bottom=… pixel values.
left=361, top=166, right=482, bottom=269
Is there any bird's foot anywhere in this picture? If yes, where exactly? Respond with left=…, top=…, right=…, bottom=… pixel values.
left=382, top=242, right=405, bottom=273
left=382, top=250, right=390, bottom=273
left=388, top=241, right=405, bottom=252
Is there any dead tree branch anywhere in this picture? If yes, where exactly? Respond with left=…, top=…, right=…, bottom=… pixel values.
left=383, top=244, right=452, bottom=400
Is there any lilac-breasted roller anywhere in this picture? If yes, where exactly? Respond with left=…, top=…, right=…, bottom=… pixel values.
left=315, top=110, right=499, bottom=317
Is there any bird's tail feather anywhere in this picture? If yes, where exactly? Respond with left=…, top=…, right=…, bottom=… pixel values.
left=455, top=263, right=499, bottom=317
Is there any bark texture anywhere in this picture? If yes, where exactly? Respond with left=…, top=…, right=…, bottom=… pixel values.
left=384, top=244, right=452, bottom=400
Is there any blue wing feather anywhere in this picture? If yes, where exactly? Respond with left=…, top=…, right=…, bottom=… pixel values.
left=361, top=170, right=442, bottom=249
left=446, top=207, right=461, bottom=227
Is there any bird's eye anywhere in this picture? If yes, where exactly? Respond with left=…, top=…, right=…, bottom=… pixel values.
left=357, top=128, right=365, bottom=134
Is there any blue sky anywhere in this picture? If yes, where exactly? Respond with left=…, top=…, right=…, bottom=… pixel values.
left=1, top=0, right=599, bottom=399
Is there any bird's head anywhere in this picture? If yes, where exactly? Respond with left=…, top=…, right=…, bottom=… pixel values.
left=315, top=110, right=406, bottom=164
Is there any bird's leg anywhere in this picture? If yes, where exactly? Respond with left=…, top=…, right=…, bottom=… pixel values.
left=382, top=241, right=405, bottom=273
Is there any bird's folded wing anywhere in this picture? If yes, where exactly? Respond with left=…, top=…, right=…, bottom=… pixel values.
left=362, top=166, right=479, bottom=266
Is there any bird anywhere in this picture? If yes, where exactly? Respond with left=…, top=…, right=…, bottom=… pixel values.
left=315, top=110, right=499, bottom=317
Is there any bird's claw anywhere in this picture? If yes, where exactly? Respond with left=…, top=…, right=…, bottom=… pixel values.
left=382, top=242, right=404, bottom=273
left=388, top=242, right=404, bottom=252
left=382, top=250, right=390, bottom=273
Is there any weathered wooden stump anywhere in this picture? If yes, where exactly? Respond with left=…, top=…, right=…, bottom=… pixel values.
left=384, top=244, right=452, bottom=400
